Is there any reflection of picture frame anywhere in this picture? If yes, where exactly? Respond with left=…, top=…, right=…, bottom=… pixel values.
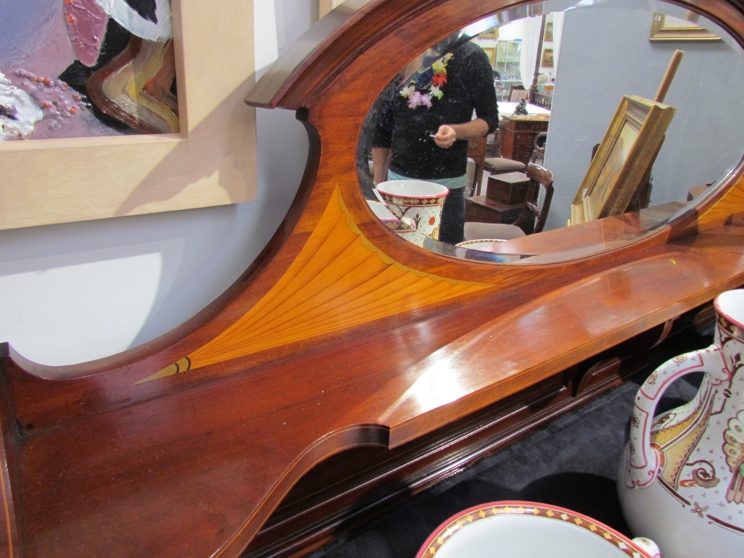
left=479, top=28, right=500, bottom=40
left=319, top=0, right=346, bottom=18
left=0, top=0, right=257, bottom=231
left=544, top=22, right=554, bottom=42
left=481, top=47, right=496, bottom=66
left=540, top=48, right=554, bottom=68
left=570, top=95, right=675, bottom=224
left=649, top=13, right=721, bottom=41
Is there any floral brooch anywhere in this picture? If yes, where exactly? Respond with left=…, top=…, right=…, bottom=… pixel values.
left=400, top=52, right=453, bottom=109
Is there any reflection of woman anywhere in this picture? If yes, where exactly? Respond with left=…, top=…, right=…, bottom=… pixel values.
left=371, top=41, right=498, bottom=244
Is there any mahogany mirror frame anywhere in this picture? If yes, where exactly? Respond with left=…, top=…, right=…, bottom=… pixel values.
left=1, top=0, right=744, bottom=557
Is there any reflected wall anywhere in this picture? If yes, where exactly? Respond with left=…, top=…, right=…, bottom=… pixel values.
left=544, top=3, right=744, bottom=230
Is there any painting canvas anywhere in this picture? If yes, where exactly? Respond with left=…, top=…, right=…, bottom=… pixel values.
left=540, top=48, right=554, bottom=68
left=570, top=95, right=675, bottom=224
left=588, top=122, right=639, bottom=210
left=544, top=21, right=554, bottom=42
left=0, top=0, right=258, bottom=231
left=1, top=0, right=179, bottom=141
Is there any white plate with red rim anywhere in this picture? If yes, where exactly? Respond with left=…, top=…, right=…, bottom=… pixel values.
left=415, top=501, right=660, bottom=558
left=455, top=239, right=506, bottom=252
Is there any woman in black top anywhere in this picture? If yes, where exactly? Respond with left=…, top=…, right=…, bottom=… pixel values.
left=371, top=41, right=499, bottom=244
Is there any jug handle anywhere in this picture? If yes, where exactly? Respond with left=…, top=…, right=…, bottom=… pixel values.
left=624, top=345, right=727, bottom=488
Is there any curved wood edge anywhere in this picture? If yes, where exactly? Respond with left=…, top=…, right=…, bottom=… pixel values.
left=214, top=424, right=390, bottom=557
left=0, top=348, right=22, bottom=558
left=0, top=111, right=321, bottom=382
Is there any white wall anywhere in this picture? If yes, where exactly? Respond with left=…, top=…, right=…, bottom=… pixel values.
left=543, top=2, right=744, bottom=230
left=0, top=0, right=314, bottom=366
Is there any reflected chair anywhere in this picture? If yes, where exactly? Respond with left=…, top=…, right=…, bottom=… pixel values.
left=471, top=130, right=527, bottom=197
left=464, top=162, right=555, bottom=240
left=508, top=84, right=529, bottom=102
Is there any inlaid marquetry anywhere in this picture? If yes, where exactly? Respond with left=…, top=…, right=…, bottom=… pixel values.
left=142, top=187, right=493, bottom=382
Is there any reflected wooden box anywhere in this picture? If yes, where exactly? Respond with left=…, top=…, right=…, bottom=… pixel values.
left=486, top=172, right=530, bottom=204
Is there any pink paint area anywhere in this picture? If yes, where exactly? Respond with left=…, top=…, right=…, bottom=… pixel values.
left=2, top=68, right=126, bottom=140
left=1, top=0, right=76, bottom=78
left=64, top=0, right=109, bottom=67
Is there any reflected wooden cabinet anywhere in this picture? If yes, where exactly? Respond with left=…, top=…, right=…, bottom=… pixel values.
left=499, top=115, right=550, bottom=165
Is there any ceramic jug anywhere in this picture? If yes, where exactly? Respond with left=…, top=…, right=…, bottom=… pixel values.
left=618, top=289, right=744, bottom=558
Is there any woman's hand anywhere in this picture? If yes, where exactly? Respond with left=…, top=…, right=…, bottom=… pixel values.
left=433, top=125, right=457, bottom=149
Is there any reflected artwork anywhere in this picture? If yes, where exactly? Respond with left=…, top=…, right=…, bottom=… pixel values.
left=357, top=0, right=744, bottom=264
left=0, top=0, right=179, bottom=141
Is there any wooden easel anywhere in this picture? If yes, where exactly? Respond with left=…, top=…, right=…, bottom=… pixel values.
left=568, top=50, right=684, bottom=226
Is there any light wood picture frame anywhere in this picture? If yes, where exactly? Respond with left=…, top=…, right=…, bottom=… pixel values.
left=481, top=47, right=496, bottom=66
left=650, top=13, right=722, bottom=41
left=0, top=0, right=257, bottom=231
left=319, top=0, right=346, bottom=18
left=570, top=95, right=675, bottom=224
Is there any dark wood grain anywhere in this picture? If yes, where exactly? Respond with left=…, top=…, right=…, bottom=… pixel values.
left=0, top=1, right=743, bottom=557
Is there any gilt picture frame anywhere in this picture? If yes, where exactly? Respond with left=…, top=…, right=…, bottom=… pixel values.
left=0, top=0, right=257, bottom=231
left=649, top=13, right=722, bottom=41
left=570, top=95, right=675, bottom=224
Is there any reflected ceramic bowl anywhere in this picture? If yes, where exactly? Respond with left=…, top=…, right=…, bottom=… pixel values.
left=415, top=501, right=660, bottom=558
left=455, top=239, right=507, bottom=252
left=375, top=180, right=448, bottom=240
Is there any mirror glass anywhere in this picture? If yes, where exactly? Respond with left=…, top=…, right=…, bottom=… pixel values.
left=357, top=0, right=744, bottom=263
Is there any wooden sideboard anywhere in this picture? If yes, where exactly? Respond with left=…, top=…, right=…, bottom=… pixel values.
left=499, top=114, right=550, bottom=165
left=1, top=1, right=744, bottom=558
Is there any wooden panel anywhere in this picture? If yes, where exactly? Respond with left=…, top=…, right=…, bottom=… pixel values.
left=0, top=0, right=257, bottom=230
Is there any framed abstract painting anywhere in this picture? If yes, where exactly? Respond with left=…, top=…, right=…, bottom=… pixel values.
left=0, top=0, right=256, bottom=230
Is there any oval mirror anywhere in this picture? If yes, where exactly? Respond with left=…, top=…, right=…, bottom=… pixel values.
left=357, top=0, right=744, bottom=264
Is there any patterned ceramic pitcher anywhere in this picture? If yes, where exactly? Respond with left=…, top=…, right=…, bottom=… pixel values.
left=618, top=289, right=744, bottom=558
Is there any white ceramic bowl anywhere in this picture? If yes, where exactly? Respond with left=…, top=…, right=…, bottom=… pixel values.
left=375, top=180, right=448, bottom=239
left=455, top=239, right=507, bottom=252
left=416, top=501, right=659, bottom=558
left=375, top=180, right=449, bottom=200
